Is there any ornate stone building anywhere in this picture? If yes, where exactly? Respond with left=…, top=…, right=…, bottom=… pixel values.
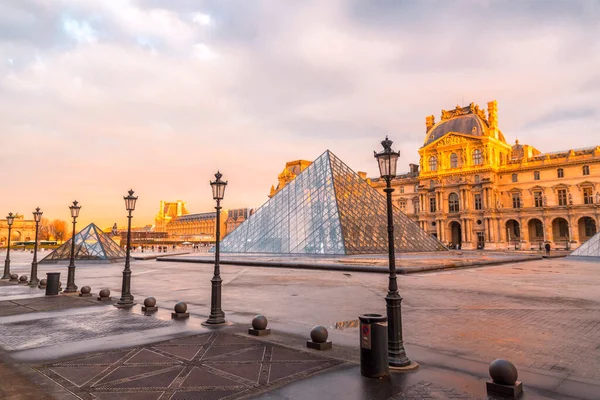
left=154, top=200, right=189, bottom=232
left=155, top=199, right=255, bottom=243
left=0, top=214, right=36, bottom=245
left=269, top=160, right=312, bottom=198
left=225, top=208, right=255, bottom=236
left=370, top=101, right=600, bottom=250
left=166, top=211, right=228, bottom=242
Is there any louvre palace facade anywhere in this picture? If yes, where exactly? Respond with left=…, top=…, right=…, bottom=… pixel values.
left=370, top=101, right=600, bottom=250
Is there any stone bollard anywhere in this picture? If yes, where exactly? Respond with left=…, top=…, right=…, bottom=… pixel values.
left=97, top=289, right=111, bottom=301
left=18, top=275, right=28, bottom=284
left=38, top=278, right=47, bottom=289
left=79, top=286, right=92, bottom=297
left=142, top=297, right=158, bottom=312
left=248, top=315, right=271, bottom=336
left=9, top=273, right=18, bottom=282
left=307, top=325, right=332, bottom=350
left=172, top=302, right=189, bottom=319
left=486, top=359, right=523, bottom=398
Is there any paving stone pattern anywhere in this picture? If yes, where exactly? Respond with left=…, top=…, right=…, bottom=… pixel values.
left=0, top=309, right=172, bottom=350
left=403, top=307, right=600, bottom=382
left=391, top=382, right=474, bottom=400
left=34, top=332, right=343, bottom=400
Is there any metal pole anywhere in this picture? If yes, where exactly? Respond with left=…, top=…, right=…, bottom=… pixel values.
left=206, top=201, right=225, bottom=324
left=29, top=220, right=40, bottom=286
left=117, top=211, right=134, bottom=306
left=2, top=225, right=12, bottom=279
left=64, top=217, right=78, bottom=292
left=385, top=178, right=411, bottom=367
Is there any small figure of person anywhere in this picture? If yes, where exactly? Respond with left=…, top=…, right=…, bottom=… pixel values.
left=544, top=242, right=551, bottom=255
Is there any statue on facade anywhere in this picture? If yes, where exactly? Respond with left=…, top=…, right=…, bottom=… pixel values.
left=542, top=193, right=547, bottom=206
left=596, top=192, right=600, bottom=204
left=568, top=193, right=573, bottom=205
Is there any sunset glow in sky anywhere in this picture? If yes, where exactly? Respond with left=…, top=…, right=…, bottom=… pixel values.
left=1, top=0, right=599, bottom=228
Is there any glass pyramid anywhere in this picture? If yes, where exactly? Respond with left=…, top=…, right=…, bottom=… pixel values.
left=570, top=232, right=600, bottom=258
left=220, top=150, right=446, bottom=255
left=40, top=223, right=126, bottom=263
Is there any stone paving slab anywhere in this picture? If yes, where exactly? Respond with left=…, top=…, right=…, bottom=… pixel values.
left=0, top=308, right=173, bottom=351
left=32, top=332, right=343, bottom=400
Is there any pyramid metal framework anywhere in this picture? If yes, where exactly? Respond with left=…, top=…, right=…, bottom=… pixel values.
left=40, top=223, right=126, bottom=263
left=570, top=231, right=600, bottom=258
left=220, top=150, right=446, bottom=255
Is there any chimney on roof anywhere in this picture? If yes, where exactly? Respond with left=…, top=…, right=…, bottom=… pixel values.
left=409, top=163, right=419, bottom=174
left=358, top=171, right=367, bottom=180
left=426, top=115, right=435, bottom=133
left=487, top=100, right=498, bottom=139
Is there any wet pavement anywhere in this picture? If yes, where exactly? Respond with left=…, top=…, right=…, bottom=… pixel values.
left=0, top=250, right=599, bottom=399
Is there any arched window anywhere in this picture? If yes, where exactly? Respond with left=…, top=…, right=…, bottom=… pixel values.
left=450, top=153, right=458, bottom=168
left=583, top=165, right=590, bottom=176
left=448, top=193, right=460, bottom=213
left=472, top=149, right=482, bottom=165
left=429, top=156, right=437, bottom=171
left=557, top=168, right=564, bottom=178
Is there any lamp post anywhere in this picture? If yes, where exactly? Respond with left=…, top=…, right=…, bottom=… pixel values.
left=205, top=171, right=227, bottom=325
left=117, top=189, right=137, bottom=307
left=374, top=136, right=411, bottom=367
left=29, top=208, right=43, bottom=286
left=64, top=200, right=81, bottom=293
left=2, top=212, right=15, bottom=280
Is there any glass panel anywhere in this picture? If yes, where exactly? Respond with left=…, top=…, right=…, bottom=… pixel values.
left=220, top=150, right=446, bottom=254
left=39, top=223, right=126, bottom=263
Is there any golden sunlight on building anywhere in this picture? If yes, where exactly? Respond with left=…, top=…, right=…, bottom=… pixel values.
left=0, top=214, right=36, bottom=245
left=154, top=200, right=189, bottom=232
left=154, top=200, right=255, bottom=244
left=370, top=101, right=600, bottom=250
left=269, top=160, right=312, bottom=198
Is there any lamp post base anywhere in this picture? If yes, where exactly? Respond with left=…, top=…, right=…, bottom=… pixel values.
left=204, top=312, right=226, bottom=325
left=386, top=294, right=411, bottom=368
left=64, top=265, right=77, bottom=293
left=2, top=259, right=11, bottom=280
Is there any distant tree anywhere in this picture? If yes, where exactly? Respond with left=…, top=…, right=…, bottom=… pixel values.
left=38, top=217, right=51, bottom=240
left=48, top=219, right=69, bottom=243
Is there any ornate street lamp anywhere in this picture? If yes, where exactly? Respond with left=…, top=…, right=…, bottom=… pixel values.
left=374, top=136, right=411, bottom=367
left=205, top=171, right=227, bottom=325
left=29, top=207, right=43, bottom=286
left=64, top=200, right=81, bottom=293
left=117, top=189, right=137, bottom=307
left=2, top=212, right=15, bottom=280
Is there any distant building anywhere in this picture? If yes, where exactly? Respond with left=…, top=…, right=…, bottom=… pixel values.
left=370, top=100, right=600, bottom=250
left=155, top=200, right=189, bottom=232
left=0, top=214, right=35, bottom=245
left=166, top=211, right=228, bottom=243
left=225, top=208, right=255, bottom=236
left=269, top=160, right=312, bottom=198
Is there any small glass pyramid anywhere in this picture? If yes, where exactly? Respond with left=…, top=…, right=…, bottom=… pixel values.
left=220, top=150, right=446, bottom=255
left=570, top=232, right=600, bottom=258
left=40, top=223, right=126, bottom=263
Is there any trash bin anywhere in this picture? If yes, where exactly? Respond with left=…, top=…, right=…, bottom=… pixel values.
left=359, top=313, right=389, bottom=378
left=45, top=272, right=61, bottom=296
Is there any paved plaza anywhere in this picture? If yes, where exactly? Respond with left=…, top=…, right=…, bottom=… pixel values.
left=0, top=250, right=599, bottom=399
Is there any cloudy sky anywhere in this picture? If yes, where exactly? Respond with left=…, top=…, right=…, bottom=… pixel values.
left=1, top=0, right=599, bottom=228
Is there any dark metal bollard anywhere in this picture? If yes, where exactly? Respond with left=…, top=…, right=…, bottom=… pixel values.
left=359, top=313, right=389, bottom=378
left=45, top=272, right=61, bottom=296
